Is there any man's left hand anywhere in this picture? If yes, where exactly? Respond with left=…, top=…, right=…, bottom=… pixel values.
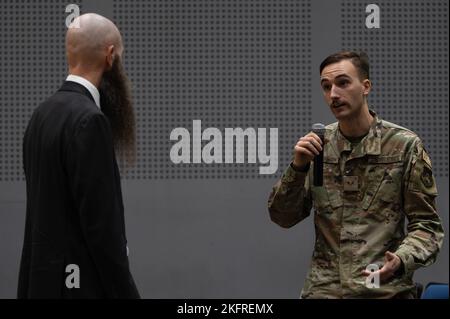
left=362, top=251, right=402, bottom=283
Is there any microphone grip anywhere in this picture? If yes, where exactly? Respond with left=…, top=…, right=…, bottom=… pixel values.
left=312, top=123, right=325, bottom=187
left=313, top=142, right=324, bottom=186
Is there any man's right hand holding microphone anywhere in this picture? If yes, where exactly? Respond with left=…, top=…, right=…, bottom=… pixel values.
left=292, top=124, right=326, bottom=186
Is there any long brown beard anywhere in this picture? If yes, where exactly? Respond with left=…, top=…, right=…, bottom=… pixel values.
left=99, top=57, right=136, bottom=168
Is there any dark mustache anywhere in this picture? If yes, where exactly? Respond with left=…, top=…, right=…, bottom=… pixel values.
left=331, top=101, right=346, bottom=108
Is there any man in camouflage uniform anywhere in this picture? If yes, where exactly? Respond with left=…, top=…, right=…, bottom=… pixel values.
left=268, top=51, right=444, bottom=298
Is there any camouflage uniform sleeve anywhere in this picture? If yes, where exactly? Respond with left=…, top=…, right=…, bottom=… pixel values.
left=394, top=137, right=444, bottom=277
left=267, top=163, right=313, bottom=228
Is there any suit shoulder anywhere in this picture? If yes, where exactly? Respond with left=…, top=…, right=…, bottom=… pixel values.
left=54, top=90, right=101, bottom=113
left=42, top=89, right=109, bottom=137
left=34, top=89, right=100, bottom=117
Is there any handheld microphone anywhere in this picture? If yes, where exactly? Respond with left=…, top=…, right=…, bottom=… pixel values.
left=312, top=123, right=326, bottom=186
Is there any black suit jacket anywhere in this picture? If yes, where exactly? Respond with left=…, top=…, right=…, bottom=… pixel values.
left=18, top=81, right=140, bottom=298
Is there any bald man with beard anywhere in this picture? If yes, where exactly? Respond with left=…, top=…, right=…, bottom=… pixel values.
left=18, top=13, right=140, bottom=298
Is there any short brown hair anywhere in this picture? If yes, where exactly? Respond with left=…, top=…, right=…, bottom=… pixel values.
left=320, top=51, right=370, bottom=80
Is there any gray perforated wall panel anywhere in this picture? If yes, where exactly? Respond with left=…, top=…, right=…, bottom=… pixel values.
left=0, top=0, right=448, bottom=298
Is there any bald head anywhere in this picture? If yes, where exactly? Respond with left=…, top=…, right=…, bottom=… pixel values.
left=66, top=13, right=123, bottom=77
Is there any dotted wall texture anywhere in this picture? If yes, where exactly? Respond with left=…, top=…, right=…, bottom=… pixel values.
left=0, top=0, right=82, bottom=181
left=342, top=0, right=449, bottom=177
left=114, top=0, right=312, bottom=179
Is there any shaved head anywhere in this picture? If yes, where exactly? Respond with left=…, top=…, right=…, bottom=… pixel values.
left=66, top=13, right=123, bottom=71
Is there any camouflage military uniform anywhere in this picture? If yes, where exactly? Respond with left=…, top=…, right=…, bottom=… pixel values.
left=268, top=109, right=444, bottom=298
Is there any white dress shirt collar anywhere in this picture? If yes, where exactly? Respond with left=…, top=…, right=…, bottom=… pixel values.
left=66, top=74, right=100, bottom=108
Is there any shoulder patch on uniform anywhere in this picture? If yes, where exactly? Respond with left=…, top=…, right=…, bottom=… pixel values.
left=421, top=165, right=434, bottom=188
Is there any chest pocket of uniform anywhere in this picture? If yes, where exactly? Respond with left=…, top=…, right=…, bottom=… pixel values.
left=311, top=157, right=343, bottom=213
left=361, top=154, right=404, bottom=211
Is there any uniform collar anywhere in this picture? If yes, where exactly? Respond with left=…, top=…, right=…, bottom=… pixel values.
left=325, top=109, right=382, bottom=160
